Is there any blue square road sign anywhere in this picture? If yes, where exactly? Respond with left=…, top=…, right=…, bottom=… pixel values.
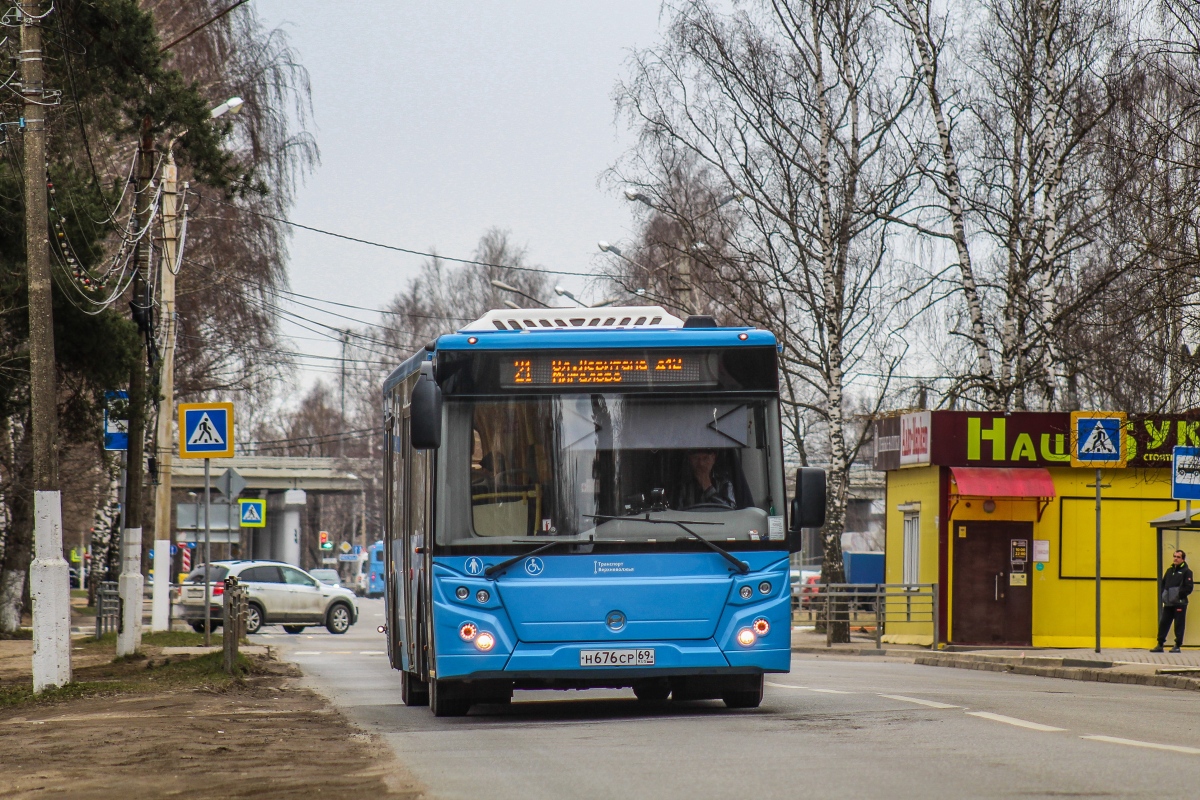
left=178, top=402, right=234, bottom=459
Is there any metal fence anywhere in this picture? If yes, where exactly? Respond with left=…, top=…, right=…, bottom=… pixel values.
left=795, top=583, right=939, bottom=649
left=95, top=581, right=119, bottom=639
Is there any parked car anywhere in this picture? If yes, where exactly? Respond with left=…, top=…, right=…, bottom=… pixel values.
left=310, top=568, right=343, bottom=588
left=798, top=572, right=822, bottom=609
left=173, top=560, right=359, bottom=635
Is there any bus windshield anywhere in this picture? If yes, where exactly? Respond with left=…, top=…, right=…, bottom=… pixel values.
left=437, top=394, right=785, bottom=547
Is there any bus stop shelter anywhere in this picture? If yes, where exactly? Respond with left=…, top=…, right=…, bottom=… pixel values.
left=1149, top=509, right=1200, bottom=588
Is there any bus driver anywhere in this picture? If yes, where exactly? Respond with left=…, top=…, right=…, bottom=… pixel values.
left=673, top=448, right=743, bottom=510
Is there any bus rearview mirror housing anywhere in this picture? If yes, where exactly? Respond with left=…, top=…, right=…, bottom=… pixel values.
left=410, top=374, right=442, bottom=449
left=789, top=468, right=826, bottom=552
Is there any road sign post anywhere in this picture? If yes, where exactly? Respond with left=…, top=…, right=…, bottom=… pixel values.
left=1070, top=411, right=1128, bottom=654
left=178, top=402, right=234, bottom=646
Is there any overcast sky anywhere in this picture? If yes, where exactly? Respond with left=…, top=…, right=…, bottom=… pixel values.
left=250, top=1, right=666, bottom=394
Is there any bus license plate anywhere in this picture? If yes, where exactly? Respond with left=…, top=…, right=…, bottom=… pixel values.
left=579, top=649, right=655, bottom=667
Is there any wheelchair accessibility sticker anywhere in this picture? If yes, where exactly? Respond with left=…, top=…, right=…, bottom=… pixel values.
left=524, top=557, right=545, bottom=576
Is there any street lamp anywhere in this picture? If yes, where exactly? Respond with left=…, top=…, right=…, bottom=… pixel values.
left=210, top=96, right=244, bottom=120
left=490, top=279, right=549, bottom=308
left=554, top=285, right=617, bottom=308
left=598, top=241, right=693, bottom=313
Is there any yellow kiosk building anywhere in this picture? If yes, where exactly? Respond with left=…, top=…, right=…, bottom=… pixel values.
left=874, top=411, right=1200, bottom=649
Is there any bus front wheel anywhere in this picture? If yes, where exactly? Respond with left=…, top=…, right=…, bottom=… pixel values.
left=401, top=671, right=429, bottom=707
left=430, top=679, right=471, bottom=717
left=721, top=675, right=764, bottom=709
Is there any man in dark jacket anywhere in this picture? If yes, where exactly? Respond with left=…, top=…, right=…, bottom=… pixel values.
left=1152, top=550, right=1194, bottom=653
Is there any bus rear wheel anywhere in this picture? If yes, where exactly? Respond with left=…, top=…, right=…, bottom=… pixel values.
left=430, top=679, right=471, bottom=717
left=401, top=671, right=429, bottom=707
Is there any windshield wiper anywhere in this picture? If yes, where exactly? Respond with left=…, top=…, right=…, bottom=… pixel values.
left=587, top=513, right=749, bottom=575
left=484, top=539, right=580, bottom=578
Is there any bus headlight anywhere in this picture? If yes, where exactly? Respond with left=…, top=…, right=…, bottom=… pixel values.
left=459, top=622, right=478, bottom=641
left=758, top=581, right=771, bottom=594
left=739, top=586, right=753, bottom=599
left=476, top=589, right=490, bottom=603
left=737, top=628, right=756, bottom=646
left=455, top=587, right=469, bottom=600
left=475, top=632, right=495, bottom=651
left=752, top=617, right=770, bottom=636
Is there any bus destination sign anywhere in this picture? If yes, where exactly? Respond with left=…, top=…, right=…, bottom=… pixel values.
left=501, top=353, right=708, bottom=387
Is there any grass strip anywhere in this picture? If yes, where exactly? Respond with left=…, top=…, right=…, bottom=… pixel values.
left=0, top=651, right=254, bottom=709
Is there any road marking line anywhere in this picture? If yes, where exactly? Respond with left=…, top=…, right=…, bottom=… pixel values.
left=328, top=651, right=353, bottom=654
left=966, top=711, right=1065, bottom=732
left=765, top=682, right=853, bottom=694
left=878, top=694, right=961, bottom=709
left=293, top=651, right=322, bottom=655
left=1082, top=735, right=1200, bottom=755
left=359, top=651, right=385, bottom=655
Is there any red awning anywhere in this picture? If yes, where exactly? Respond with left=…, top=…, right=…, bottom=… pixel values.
left=949, top=467, right=1056, bottom=498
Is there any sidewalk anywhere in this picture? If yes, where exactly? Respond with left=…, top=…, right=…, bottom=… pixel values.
left=962, top=647, right=1200, bottom=668
left=790, top=625, right=927, bottom=656
left=789, top=627, right=1200, bottom=690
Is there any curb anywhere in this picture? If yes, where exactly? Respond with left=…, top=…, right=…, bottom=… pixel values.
left=791, top=645, right=897, bottom=656
left=915, top=653, right=1200, bottom=692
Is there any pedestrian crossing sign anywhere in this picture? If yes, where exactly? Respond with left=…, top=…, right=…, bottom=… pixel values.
left=239, top=498, right=266, bottom=528
left=1070, top=411, right=1127, bottom=468
left=178, top=401, right=235, bottom=459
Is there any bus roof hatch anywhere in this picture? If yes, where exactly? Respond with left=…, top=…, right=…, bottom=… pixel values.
left=460, top=306, right=684, bottom=332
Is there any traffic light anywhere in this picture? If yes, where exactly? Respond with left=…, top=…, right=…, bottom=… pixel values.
left=319, top=531, right=331, bottom=550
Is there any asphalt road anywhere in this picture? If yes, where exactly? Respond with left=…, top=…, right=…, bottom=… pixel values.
left=254, top=598, right=1200, bottom=799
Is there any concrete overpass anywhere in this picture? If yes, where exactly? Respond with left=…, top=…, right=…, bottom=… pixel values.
left=170, top=456, right=372, bottom=493
left=169, top=456, right=375, bottom=565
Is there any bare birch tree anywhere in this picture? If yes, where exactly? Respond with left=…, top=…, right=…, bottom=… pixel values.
left=613, top=0, right=920, bottom=639
left=891, top=0, right=1124, bottom=411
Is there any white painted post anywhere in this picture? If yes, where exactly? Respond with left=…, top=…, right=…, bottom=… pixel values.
left=151, top=540, right=170, bottom=631
left=30, top=490, right=71, bottom=690
left=116, top=524, right=143, bottom=656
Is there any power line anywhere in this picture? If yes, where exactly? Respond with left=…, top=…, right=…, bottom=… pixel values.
left=160, top=0, right=250, bottom=52
left=191, top=190, right=612, bottom=279
left=248, top=427, right=374, bottom=447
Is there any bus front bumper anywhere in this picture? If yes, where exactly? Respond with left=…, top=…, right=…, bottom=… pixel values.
left=436, top=638, right=791, bottom=681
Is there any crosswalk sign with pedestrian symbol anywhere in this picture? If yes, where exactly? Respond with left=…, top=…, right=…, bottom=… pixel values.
left=178, top=402, right=234, bottom=459
left=239, top=498, right=266, bottom=528
left=1070, top=411, right=1127, bottom=468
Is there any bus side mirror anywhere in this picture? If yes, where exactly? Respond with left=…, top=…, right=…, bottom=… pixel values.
left=410, top=374, right=442, bottom=449
left=789, top=468, right=826, bottom=552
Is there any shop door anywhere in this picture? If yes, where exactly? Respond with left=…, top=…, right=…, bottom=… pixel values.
left=952, top=521, right=1033, bottom=646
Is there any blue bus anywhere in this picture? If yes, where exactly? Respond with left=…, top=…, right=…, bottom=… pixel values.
left=367, top=541, right=385, bottom=598
left=381, top=307, right=825, bottom=716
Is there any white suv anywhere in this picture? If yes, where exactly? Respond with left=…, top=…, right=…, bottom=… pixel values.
left=174, top=560, right=359, bottom=635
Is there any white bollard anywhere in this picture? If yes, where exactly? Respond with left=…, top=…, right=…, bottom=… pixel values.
left=151, top=539, right=171, bottom=631
left=30, top=489, right=71, bottom=691
left=116, top=526, right=143, bottom=656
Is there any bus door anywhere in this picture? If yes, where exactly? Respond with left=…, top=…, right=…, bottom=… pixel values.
left=384, top=413, right=398, bottom=668
left=405, top=414, right=432, bottom=677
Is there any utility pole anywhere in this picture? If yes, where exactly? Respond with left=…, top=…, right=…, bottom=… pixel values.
left=117, top=117, right=154, bottom=656
left=339, top=329, right=349, bottom=458
left=150, top=158, right=182, bottom=632
left=23, top=0, right=70, bottom=691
